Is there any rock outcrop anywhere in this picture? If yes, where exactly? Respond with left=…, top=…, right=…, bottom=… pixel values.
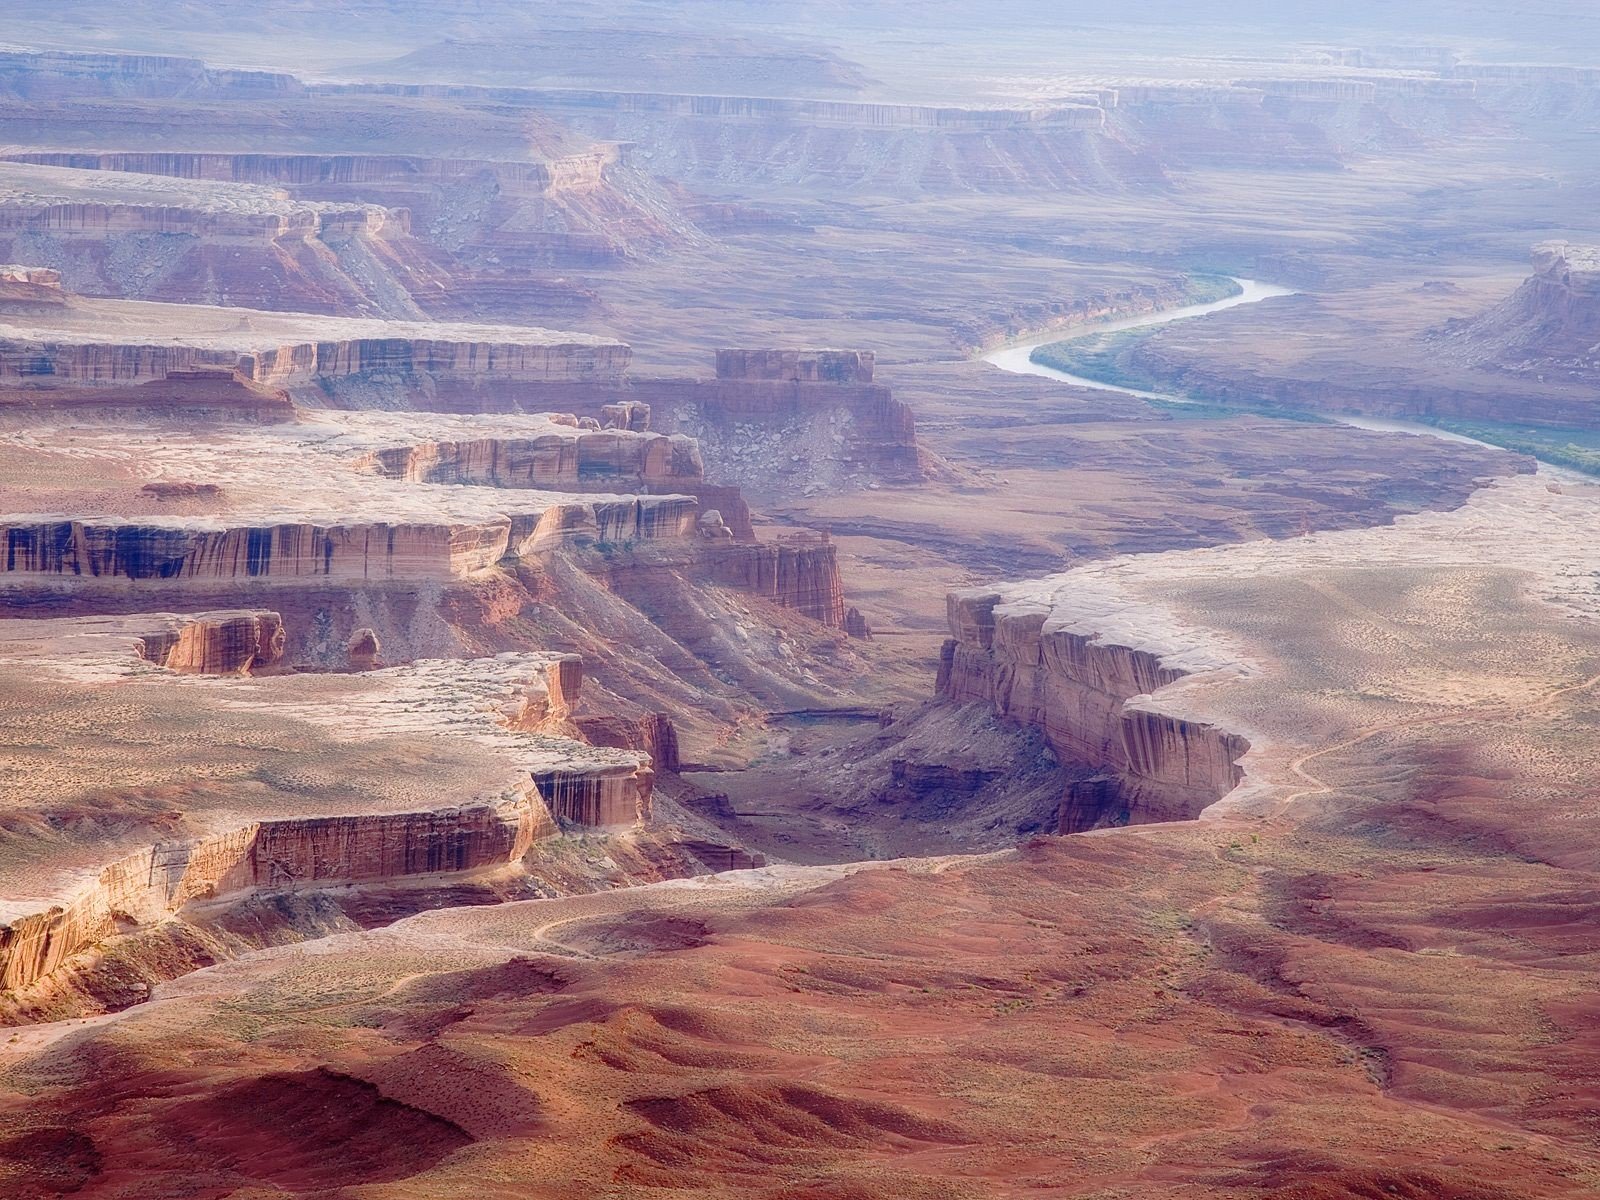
left=1447, top=241, right=1600, bottom=380
left=938, top=588, right=1248, bottom=827
left=0, top=264, right=67, bottom=312
left=703, top=533, right=848, bottom=627
left=0, top=636, right=657, bottom=998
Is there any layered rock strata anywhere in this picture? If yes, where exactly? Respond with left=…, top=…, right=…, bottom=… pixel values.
left=0, top=500, right=699, bottom=584
left=703, top=534, right=848, bottom=627
left=0, top=638, right=653, bottom=996
left=938, top=586, right=1249, bottom=827
left=0, top=297, right=630, bottom=410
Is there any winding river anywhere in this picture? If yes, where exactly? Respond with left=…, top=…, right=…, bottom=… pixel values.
left=981, top=277, right=1527, bottom=456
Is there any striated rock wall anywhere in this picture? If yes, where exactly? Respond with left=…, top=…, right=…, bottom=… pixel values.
left=0, top=334, right=630, bottom=392
left=139, top=609, right=286, bottom=674
left=241, top=337, right=632, bottom=390
left=0, top=788, right=548, bottom=994
left=532, top=764, right=653, bottom=827
left=937, top=589, right=1247, bottom=826
left=702, top=535, right=848, bottom=626
left=360, top=428, right=704, bottom=492
left=0, top=499, right=701, bottom=586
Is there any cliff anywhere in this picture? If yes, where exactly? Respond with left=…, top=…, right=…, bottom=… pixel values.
left=0, top=643, right=656, bottom=997
left=1447, top=242, right=1600, bottom=378
left=702, top=534, right=848, bottom=626
left=0, top=496, right=701, bottom=586
left=360, top=427, right=705, bottom=493
left=938, top=588, right=1248, bottom=828
left=0, top=298, right=632, bottom=403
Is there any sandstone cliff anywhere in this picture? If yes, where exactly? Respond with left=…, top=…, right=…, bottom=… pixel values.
left=702, top=534, right=848, bottom=627
left=1446, top=242, right=1600, bottom=381
left=938, top=588, right=1248, bottom=829
left=0, top=641, right=657, bottom=997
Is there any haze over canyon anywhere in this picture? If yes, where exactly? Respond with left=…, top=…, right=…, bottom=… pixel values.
left=1, top=2, right=1599, bottom=1198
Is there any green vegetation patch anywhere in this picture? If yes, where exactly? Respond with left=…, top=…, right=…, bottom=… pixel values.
left=1421, top=417, right=1600, bottom=476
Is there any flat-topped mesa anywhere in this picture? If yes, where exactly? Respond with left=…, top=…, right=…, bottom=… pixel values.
left=0, top=298, right=632, bottom=413
left=0, top=50, right=302, bottom=101
left=938, top=588, right=1248, bottom=830
left=0, top=643, right=654, bottom=1000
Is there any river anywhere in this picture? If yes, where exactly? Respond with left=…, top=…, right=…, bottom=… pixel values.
left=981, top=277, right=1559, bottom=462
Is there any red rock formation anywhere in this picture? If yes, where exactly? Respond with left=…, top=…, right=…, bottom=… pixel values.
left=938, top=590, right=1247, bottom=825
left=0, top=789, right=549, bottom=994
left=532, top=763, right=653, bottom=827
left=702, top=534, right=848, bottom=627
left=0, top=498, right=700, bottom=586
left=149, top=610, right=286, bottom=675
left=0, top=264, right=67, bottom=312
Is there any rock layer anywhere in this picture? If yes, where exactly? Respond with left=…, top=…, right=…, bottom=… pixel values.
left=938, top=588, right=1247, bottom=826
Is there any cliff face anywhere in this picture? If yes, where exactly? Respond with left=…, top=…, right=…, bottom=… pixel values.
left=0, top=641, right=662, bottom=999
left=938, top=589, right=1247, bottom=828
left=0, top=498, right=701, bottom=586
left=140, top=609, right=286, bottom=674
left=702, top=535, right=848, bottom=627
left=1449, top=242, right=1600, bottom=378
left=361, top=428, right=705, bottom=492
left=0, top=789, right=548, bottom=993
left=0, top=330, right=631, bottom=393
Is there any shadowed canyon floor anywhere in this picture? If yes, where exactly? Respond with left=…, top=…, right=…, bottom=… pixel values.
left=1, top=3, right=1600, bottom=1197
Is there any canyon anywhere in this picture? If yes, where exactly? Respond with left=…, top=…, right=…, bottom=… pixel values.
left=0, top=6, right=1598, bottom=1199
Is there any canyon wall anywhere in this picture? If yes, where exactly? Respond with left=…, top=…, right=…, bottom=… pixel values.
left=0, top=789, right=550, bottom=994
left=702, top=535, right=848, bottom=626
left=0, top=335, right=631, bottom=391
left=937, top=589, right=1247, bottom=828
left=0, top=499, right=701, bottom=586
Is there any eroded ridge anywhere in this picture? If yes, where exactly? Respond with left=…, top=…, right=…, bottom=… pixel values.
left=0, top=616, right=651, bottom=1006
left=940, top=472, right=1600, bottom=830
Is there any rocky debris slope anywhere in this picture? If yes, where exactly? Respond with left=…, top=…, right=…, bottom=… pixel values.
left=939, top=584, right=1249, bottom=828
left=1442, top=241, right=1600, bottom=383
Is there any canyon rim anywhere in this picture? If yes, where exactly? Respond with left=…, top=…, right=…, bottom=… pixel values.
left=2, top=3, right=1600, bottom=1198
